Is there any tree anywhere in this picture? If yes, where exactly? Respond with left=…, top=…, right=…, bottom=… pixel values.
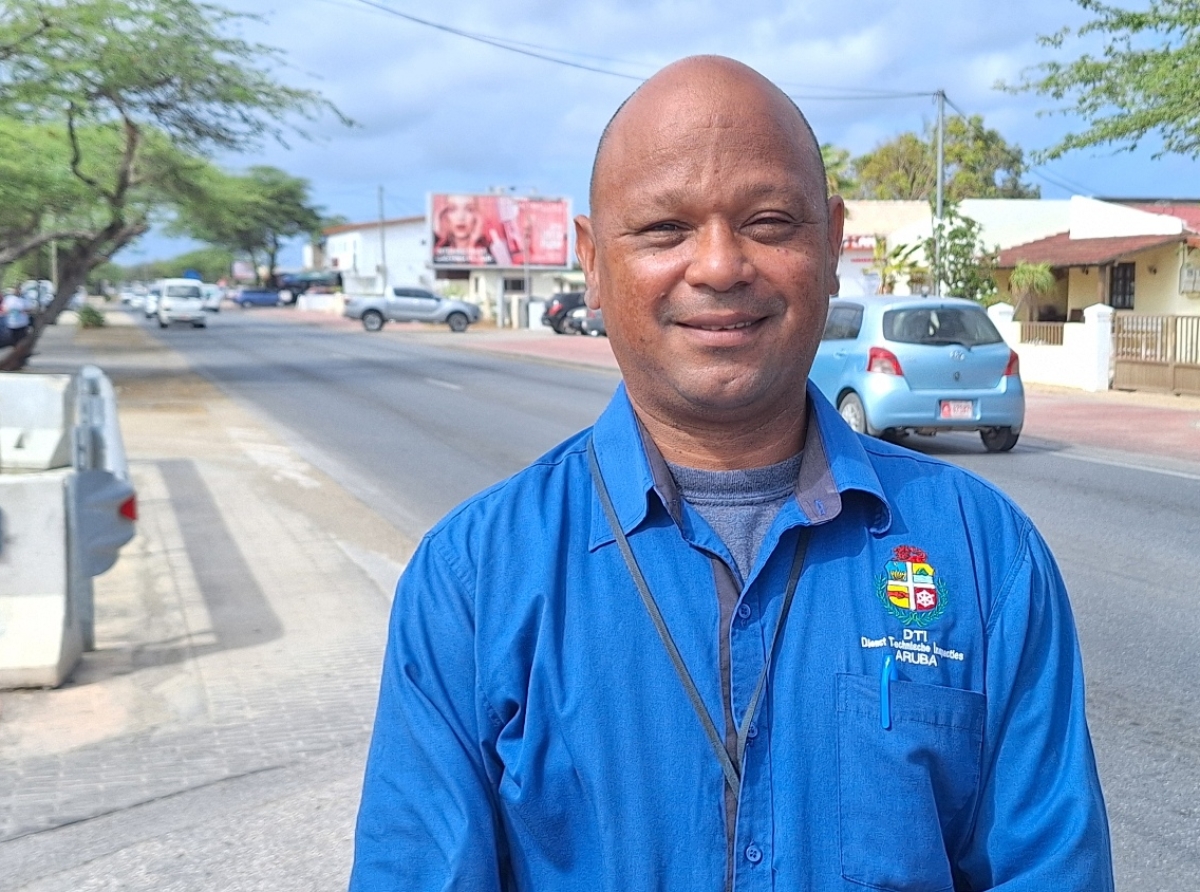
left=925, top=204, right=1000, bottom=303
left=869, top=237, right=924, bottom=294
left=0, top=0, right=341, bottom=370
left=177, top=165, right=322, bottom=285
left=853, top=117, right=1040, bottom=201
left=1008, top=261, right=1057, bottom=318
left=1007, top=0, right=1200, bottom=162
left=854, top=133, right=934, bottom=200
left=821, top=143, right=858, bottom=197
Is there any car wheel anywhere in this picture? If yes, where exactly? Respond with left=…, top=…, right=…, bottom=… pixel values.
left=158, top=318, right=168, bottom=329
left=362, top=310, right=385, bottom=332
left=446, top=312, right=469, bottom=333
left=192, top=321, right=206, bottom=328
left=980, top=427, right=1019, bottom=453
left=586, top=326, right=603, bottom=337
left=552, top=318, right=572, bottom=335
left=837, top=392, right=870, bottom=436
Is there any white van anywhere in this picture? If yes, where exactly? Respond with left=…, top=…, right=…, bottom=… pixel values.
left=155, top=278, right=207, bottom=329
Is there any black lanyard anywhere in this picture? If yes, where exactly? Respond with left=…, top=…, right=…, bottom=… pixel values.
left=587, top=439, right=809, bottom=798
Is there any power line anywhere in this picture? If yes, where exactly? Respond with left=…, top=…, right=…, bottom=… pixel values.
left=942, top=93, right=1098, bottom=196
left=344, top=0, right=644, bottom=80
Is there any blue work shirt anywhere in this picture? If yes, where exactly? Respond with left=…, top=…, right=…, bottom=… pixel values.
left=352, top=383, right=1113, bottom=891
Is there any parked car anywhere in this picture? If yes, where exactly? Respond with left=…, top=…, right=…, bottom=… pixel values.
left=343, top=287, right=481, bottom=332
left=201, top=283, right=224, bottom=312
left=143, top=288, right=161, bottom=318
left=581, top=307, right=607, bottom=337
left=541, top=291, right=587, bottom=334
left=236, top=288, right=282, bottom=308
left=155, top=278, right=207, bottom=329
left=809, top=295, right=1024, bottom=452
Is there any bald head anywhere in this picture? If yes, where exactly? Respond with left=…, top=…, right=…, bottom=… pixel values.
left=588, top=56, right=827, bottom=216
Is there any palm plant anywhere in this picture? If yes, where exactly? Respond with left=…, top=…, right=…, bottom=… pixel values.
left=1008, top=261, right=1056, bottom=319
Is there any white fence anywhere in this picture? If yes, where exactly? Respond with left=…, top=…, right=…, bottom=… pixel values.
left=987, top=302, right=1113, bottom=393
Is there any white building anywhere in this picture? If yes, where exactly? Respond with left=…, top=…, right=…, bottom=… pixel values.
left=307, top=214, right=578, bottom=324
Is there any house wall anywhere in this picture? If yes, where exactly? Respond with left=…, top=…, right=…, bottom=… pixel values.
left=325, top=221, right=430, bottom=294
left=989, top=302, right=1113, bottom=392
left=1067, top=267, right=1106, bottom=318
left=1131, top=243, right=1185, bottom=315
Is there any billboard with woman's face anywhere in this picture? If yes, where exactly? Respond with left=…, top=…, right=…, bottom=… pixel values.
left=430, top=194, right=570, bottom=268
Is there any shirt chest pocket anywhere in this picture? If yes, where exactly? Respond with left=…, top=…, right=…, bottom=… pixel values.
left=835, top=672, right=985, bottom=892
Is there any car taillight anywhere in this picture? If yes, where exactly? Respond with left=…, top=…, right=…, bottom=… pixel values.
left=867, top=346, right=904, bottom=376
left=119, top=495, right=138, bottom=521
left=1004, top=350, right=1020, bottom=377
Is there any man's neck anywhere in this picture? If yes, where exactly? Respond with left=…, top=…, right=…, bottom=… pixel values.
left=630, top=394, right=808, bottom=471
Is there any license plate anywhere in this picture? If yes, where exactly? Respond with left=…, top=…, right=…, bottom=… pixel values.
left=940, top=400, right=974, bottom=420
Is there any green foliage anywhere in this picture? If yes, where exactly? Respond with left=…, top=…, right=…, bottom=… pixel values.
left=174, top=165, right=322, bottom=283
left=853, top=117, right=1039, bottom=201
left=75, top=303, right=105, bottom=327
left=1009, top=261, right=1057, bottom=315
left=107, top=246, right=235, bottom=284
left=1007, top=0, right=1200, bottom=162
left=870, top=238, right=925, bottom=294
left=925, top=204, right=1000, bottom=303
left=820, top=143, right=858, bottom=196
left=0, top=0, right=345, bottom=368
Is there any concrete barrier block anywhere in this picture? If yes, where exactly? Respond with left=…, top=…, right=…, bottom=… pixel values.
left=0, top=374, right=76, bottom=471
left=0, top=469, right=80, bottom=688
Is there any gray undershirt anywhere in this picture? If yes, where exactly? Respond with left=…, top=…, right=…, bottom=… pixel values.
left=666, top=453, right=803, bottom=583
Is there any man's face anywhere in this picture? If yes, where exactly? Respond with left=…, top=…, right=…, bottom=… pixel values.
left=577, top=76, right=843, bottom=430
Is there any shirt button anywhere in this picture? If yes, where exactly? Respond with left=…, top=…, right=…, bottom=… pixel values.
left=745, top=844, right=763, bottom=864
left=737, top=603, right=752, bottom=620
left=747, top=722, right=758, bottom=740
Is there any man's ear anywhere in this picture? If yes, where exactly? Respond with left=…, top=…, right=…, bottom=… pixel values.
left=825, top=195, right=845, bottom=294
left=575, top=214, right=600, bottom=305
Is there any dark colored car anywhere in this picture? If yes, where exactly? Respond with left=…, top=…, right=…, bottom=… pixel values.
left=541, top=291, right=587, bottom=334
left=236, top=288, right=282, bottom=308
left=581, top=307, right=606, bottom=337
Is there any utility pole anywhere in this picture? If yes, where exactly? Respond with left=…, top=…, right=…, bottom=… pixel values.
left=933, top=89, right=945, bottom=297
left=377, top=185, right=388, bottom=296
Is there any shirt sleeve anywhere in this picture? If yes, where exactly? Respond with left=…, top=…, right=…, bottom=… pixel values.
left=350, top=532, right=507, bottom=891
left=956, top=522, right=1115, bottom=891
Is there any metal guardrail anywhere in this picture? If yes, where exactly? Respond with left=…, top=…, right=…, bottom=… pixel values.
left=73, top=364, right=130, bottom=480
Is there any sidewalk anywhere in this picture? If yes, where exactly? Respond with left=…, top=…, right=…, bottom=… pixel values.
left=0, top=318, right=411, bottom=890
left=289, top=306, right=1200, bottom=464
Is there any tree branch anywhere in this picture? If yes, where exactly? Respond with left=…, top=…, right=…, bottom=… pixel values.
left=66, top=103, right=110, bottom=198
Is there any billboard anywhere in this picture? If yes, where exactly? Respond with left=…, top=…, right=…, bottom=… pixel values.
left=430, top=193, right=570, bottom=268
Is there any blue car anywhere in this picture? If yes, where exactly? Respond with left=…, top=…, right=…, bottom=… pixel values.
left=236, top=288, right=282, bottom=308
left=809, top=295, right=1024, bottom=452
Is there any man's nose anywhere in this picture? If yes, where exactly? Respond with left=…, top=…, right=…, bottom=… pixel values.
left=684, top=221, right=755, bottom=292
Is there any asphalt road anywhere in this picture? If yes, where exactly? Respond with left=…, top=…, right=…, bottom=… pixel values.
left=148, top=307, right=1200, bottom=890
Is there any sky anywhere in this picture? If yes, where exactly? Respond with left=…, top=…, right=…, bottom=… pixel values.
left=118, top=0, right=1200, bottom=267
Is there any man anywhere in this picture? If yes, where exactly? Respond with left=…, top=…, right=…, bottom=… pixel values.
left=352, top=56, right=1113, bottom=891
left=2, top=287, right=30, bottom=346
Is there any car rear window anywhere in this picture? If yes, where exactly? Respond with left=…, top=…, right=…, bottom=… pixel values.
left=882, top=306, right=1003, bottom=347
left=822, top=304, right=864, bottom=340
left=165, top=285, right=202, bottom=298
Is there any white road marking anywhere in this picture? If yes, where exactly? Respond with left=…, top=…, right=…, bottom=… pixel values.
left=424, top=377, right=462, bottom=391
left=1049, top=449, right=1200, bottom=483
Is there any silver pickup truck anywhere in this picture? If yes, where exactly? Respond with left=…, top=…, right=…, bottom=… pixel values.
left=343, top=288, right=481, bottom=333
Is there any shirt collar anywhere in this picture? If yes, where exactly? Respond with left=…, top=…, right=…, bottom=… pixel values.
left=588, top=382, right=892, bottom=551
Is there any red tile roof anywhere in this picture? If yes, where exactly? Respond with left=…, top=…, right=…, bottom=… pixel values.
left=1126, top=202, right=1200, bottom=232
left=996, top=231, right=1186, bottom=269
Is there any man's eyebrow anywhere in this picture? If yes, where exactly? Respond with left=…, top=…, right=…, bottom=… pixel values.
left=627, top=180, right=813, bottom=213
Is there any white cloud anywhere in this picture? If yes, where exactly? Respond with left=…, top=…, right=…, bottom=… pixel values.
left=125, top=0, right=1200, bottom=264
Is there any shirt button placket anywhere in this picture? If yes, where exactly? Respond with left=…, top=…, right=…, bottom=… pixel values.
left=737, top=603, right=752, bottom=621
left=745, top=843, right=764, bottom=865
